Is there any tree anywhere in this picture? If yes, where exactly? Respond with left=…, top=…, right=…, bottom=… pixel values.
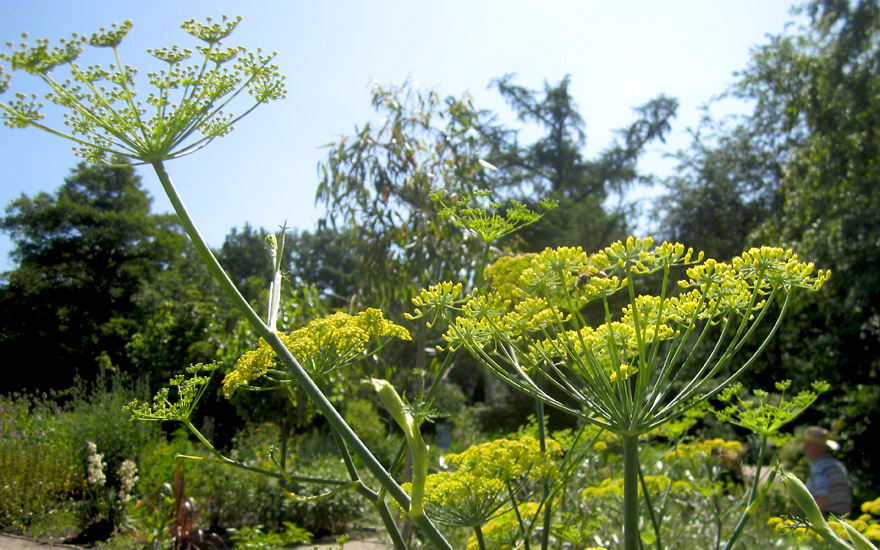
left=317, top=81, right=499, bottom=308
left=0, top=162, right=187, bottom=391
left=655, top=118, right=784, bottom=260
left=747, top=1, right=880, bottom=495
left=489, top=74, right=678, bottom=251
left=215, top=223, right=276, bottom=303
left=656, top=0, right=880, bottom=496
left=285, top=226, right=362, bottom=309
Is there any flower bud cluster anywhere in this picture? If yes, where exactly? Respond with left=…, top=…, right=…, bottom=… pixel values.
left=124, top=362, right=218, bottom=422
left=223, top=309, right=410, bottom=397
left=433, top=189, right=556, bottom=244
left=712, top=380, right=830, bottom=439
left=403, top=436, right=562, bottom=528
left=1, top=15, right=286, bottom=164
left=418, top=237, right=830, bottom=436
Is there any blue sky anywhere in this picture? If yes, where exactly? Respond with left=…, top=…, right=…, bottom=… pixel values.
left=0, top=1, right=802, bottom=271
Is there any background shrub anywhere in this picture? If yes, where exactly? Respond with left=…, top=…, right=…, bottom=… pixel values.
left=0, top=393, right=81, bottom=531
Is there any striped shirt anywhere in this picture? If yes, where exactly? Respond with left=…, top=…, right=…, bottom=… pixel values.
left=807, top=454, right=852, bottom=516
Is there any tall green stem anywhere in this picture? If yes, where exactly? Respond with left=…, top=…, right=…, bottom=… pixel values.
left=622, top=434, right=641, bottom=550
left=473, top=525, right=487, bottom=550
left=151, top=161, right=451, bottom=550
left=535, top=383, right=551, bottom=550
left=722, top=435, right=768, bottom=550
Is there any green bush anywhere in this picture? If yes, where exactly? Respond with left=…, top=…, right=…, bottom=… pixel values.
left=206, top=432, right=370, bottom=535
left=0, top=393, right=81, bottom=531
left=0, top=376, right=163, bottom=536
left=63, top=376, right=159, bottom=488
left=132, top=424, right=370, bottom=537
left=136, top=428, right=199, bottom=498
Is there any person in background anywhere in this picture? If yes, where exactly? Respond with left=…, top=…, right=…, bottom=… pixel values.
left=801, top=426, right=852, bottom=517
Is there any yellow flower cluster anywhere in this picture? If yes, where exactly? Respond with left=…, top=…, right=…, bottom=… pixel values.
left=732, top=246, right=830, bottom=291
left=767, top=517, right=814, bottom=545
left=444, top=240, right=824, bottom=377
left=863, top=496, right=880, bottom=516
left=830, top=518, right=880, bottom=542
left=429, top=238, right=829, bottom=434
left=521, top=247, right=590, bottom=292
left=850, top=497, right=880, bottom=542
left=581, top=475, right=692, bottom=502
left=223, top=309, right=410, bottom=398
left=407, top=436, right=562, bottom=528
left=408, top=282, right=465, bottom=326
left=463, top=502, right=605, bottom=550
left=445, top=436, right=563, bottom=483
left=482, top=253, right=536, bottom=301
left=466, top=503, right=541, bottom=550
left=415, top=471, right=506, bottom=522
left=679, top=247, right=829, bottom=308
left=668, top=438, right=744, bottom=461
left=599, top=237, right=702, bottom=275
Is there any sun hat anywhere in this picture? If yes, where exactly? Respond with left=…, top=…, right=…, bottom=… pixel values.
left=800, top=426, right=840, bottom=451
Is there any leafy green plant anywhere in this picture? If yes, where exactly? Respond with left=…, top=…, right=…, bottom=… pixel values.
left=229, top=522, right=311, bottom=550
left=64, top=377, right=158, bottom=484
left=0, top=393, right=81, bottom=532
left=0, top=431, right=80, bottom=531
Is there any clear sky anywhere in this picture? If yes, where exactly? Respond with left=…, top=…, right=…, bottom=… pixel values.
left=0, top=1, right=802, bottom=272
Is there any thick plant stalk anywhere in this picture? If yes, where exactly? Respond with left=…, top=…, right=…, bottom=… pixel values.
left=371, top=378, right=451, bottom=550
left=151, top=161, right=452, bottom=550
left=388, top=351, right=456, bottom=478
left=622, top=434, right=641, bottom=550
left=473, top=525, right=487, bottom=550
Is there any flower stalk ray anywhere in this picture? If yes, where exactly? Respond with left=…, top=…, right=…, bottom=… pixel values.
left=421, top=239, right=827, bottom=437
left=410, top=238, right=828, bottom=550
left=0, top=16, right=286, bottom=165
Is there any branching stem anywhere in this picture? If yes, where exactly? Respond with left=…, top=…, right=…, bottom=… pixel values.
left=151, top=160, right=452, bottom=550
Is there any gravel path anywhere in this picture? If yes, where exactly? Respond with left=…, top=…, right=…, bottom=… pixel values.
left=0, top=535, right=81, bottom=550
left=0, top=533, right=393, bottom=550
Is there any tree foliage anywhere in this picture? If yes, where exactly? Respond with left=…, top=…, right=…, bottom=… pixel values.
left=317, top=80, right=499, bottom=314
left=489, top=74, right=678, bottom=251
left=656, top=0, right=880, bottom=496
left=0, top=162, right=187, bottom=390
